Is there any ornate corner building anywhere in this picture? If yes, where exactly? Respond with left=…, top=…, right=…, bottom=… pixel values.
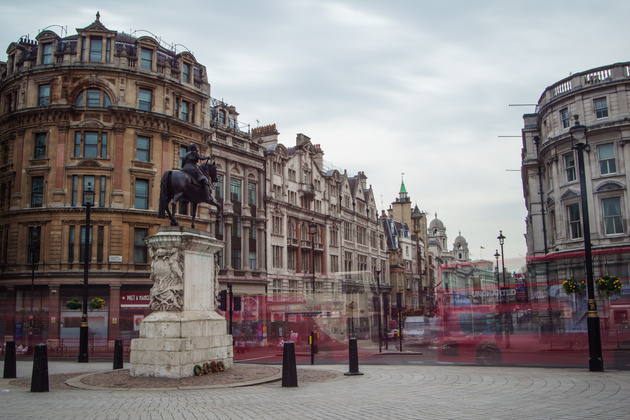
left=0, top=15, right=265, bottom=347
left=521, top=62, right=630, bottom=296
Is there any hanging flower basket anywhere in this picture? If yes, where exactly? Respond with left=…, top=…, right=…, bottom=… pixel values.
left=66, top=298, right=82, bottom=310
left=89, top=297, right=106, bottom=310
left=562, top=278, right=586, bottom=295
left=596, top=275, right=622, bottom=297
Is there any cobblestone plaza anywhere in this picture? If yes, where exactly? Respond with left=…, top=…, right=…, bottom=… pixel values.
left=1, top=360, right=629, bottom=419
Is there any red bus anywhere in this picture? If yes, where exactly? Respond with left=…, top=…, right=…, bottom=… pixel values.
left=437, top=288, right=630, bottom=368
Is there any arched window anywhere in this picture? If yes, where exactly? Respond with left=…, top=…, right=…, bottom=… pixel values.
left=75, top=88, right=111, bottom=107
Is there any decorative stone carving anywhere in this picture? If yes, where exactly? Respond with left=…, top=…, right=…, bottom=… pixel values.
left=149, top=246, right=184, bottom=311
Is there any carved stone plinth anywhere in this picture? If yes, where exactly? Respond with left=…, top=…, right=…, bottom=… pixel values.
left=130, top=227, right=231, bottom=378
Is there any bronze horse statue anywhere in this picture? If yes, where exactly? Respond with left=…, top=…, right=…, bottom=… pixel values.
left=158, top=161, right=222, bottom=229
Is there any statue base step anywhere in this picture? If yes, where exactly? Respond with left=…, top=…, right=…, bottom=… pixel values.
left=130, top=311, right=233, bottom=378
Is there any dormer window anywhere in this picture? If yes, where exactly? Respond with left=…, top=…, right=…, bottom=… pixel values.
left=42, top=43, right=53, bottom=65
left=182, top=63, right=190, bottom=83
left=90, top=37, right=102, bottom=62
left=141, top=48, right=152, bottom=70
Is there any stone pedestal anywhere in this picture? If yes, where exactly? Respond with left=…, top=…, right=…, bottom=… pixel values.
left=130, top=227, right=231, bottom=378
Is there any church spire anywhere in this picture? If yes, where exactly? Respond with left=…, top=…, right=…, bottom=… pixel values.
left=399, top=173, right=409, bottom=201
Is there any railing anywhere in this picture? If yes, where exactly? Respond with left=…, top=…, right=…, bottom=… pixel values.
left=542, top=62, right=630, bottom=109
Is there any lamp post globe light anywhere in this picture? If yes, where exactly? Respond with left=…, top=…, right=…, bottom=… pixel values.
left=309, top=220, right=317, bottom=293
left=79, top=182, right=95, bottom=363
left=569, top=115, right=604, bottom=372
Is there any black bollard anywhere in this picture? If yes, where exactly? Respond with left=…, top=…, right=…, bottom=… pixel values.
left=281, top=341, right=298, bottom=387
left=30, top=343, right=49, bottom=392
left=344, top=337, right=363, bottom=376
left=3, top=340, right=16, bottom=379
left=113, top=339, right=124, bottom=370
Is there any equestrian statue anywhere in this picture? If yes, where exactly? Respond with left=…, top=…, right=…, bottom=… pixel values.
left=158, top=143, right=222, bottom=229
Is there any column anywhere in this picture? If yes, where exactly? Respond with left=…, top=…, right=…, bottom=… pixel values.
left=224, top=217, right=233, bottom=270
left=296, top=221, right=302, bottom=274
left=320, top=227, right=327, bottom=276
left=257, top=222, right=265, bottom=271
left=11, top=130, right=25, bottom=209
left=112, top=124, right=125, bottom=208
left=242, top=221, right=250, bottom=271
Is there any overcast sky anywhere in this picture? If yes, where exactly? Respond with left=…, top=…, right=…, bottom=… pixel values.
left=2, top=0, right=629, bottom=270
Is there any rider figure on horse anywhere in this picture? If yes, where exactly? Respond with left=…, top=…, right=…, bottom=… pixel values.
left=181, top=143, right=212, bottom=201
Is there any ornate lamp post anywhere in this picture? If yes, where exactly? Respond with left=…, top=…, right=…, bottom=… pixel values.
left=569, top=115, right=604, bottom=372
left=375, top=269, right=382, bottom=353
left=494, top=249, right=500, bottom=289
left=309, top=220, right=317, bottom=293
left=78, top=182, right=95, bottom=363
left=497, top=231, right=506, bottom=287
left=28, top=227, right=40, bottom=353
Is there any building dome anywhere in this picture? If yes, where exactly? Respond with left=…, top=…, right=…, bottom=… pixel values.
left=454, top=233, right=467, bottom=247
left=429, top=213, right=444, bottom=230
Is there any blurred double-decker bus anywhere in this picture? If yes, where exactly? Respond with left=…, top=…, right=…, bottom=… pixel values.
left=437, top=251, right=630, bottom=369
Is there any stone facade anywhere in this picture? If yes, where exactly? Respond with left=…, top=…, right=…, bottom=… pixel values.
left=521, top=61, right=630, bottom=289
left=0, top=15, right=264, bottom=348
left=256, top=125, right=389, bottom=338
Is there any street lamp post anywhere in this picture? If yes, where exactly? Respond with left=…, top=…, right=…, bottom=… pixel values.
left=78, top=183, right=95, bottom=363
left=375, top=270, right=382, bottom=353
left=497, top=233, right=508, bottom=346
left=309, top=220, right=317, bottom=293
left=497, top=231, right=506, bottom=287
left=570, top=115, right=604, bottom=372
left=493, top=249, right=500, bottom=291
left=28, top=227, right=40, bottom=353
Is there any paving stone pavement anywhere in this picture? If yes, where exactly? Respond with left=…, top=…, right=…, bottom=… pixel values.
left=1, top=360, right=629, bottom=419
